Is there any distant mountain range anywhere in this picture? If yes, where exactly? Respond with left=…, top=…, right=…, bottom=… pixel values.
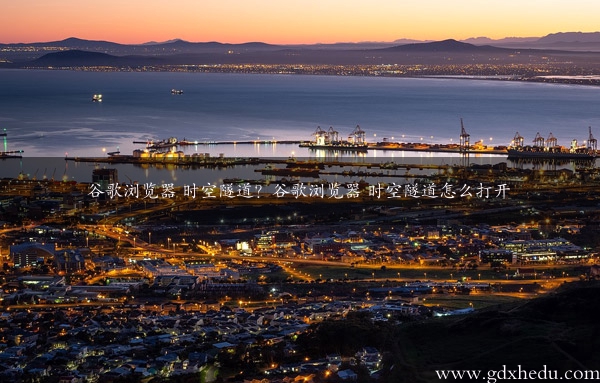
left=465, top=32, right=600, bottom=50
left=2, top=31, right=600, bottom=57
left=2, top=32, right=600, bottom=67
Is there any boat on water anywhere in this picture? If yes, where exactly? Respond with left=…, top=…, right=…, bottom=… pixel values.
left=0, top=151, right=23, bottom=159
left=507, top=129, right=598, bottom=160
left=92, top=94, right=103, bottom=102
left=0, top=131, right=24, bottom=158
left=171, top=89, right=184, bottom=94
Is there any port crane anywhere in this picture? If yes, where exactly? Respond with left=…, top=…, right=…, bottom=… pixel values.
left=350, top=125, right=366, bottom=144
left=459, top=118, right=470, bottom=153
left=313, top=126, right=326, bottom=137
left=533, top=132, right=545, bottom=147
left=588, top=126, right=597, bottom=152
left=327, top=126, right=339, bottom=143
left=512, top=132, right=524, bottom=148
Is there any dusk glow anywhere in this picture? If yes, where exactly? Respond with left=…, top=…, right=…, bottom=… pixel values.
left=2, top=0, right=599, bottom=44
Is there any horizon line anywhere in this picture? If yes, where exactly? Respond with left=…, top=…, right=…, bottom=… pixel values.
left=4, top=32, right=600, bottom=46
left=0, top=37, right=533, bottom=46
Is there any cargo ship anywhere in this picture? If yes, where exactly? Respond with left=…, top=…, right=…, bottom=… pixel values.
left=0, top=131, right=23, bottom=158
left=507, top=129, right=597, bottom=160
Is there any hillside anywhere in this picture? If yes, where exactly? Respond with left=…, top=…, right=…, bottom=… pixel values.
left=393, top=282, right=600, bottom=382
left=296, top=281, right=600, bottom=382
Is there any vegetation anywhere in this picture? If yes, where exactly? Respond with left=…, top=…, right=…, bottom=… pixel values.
left=293, top=281, right=600, bottom=382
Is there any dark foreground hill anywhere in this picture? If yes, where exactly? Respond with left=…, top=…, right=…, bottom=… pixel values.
left=296, top=281, right=600, bottom=383
left=27, top=49, right=167, bottom=66
left=396, top=282, right=600, bottom=382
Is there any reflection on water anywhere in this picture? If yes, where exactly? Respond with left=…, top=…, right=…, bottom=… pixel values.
left=1, top=143, right=515, bottom=187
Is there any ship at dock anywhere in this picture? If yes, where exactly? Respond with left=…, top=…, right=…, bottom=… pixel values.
left=507, top=128, right=598, bottom=160
left=0, top=130, right=23, bottom=159
left=299, top=125, right=368, bottom=152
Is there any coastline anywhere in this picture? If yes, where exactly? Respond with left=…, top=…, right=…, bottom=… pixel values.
left=3, top=65, right=600, bottom=87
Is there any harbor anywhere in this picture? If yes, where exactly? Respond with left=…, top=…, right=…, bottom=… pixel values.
left=61, top=123, right=600, bottom=172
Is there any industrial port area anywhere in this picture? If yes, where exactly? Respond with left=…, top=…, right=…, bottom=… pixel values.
left=2, top=122, right=600, bottom=382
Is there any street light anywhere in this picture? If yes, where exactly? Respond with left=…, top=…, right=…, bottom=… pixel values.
left=168, top=238, right=171, bottom=251
left=148, top=232, right=151, bottom=245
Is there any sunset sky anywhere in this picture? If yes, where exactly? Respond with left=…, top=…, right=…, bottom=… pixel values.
left=1, top=0, right=598, bottom=44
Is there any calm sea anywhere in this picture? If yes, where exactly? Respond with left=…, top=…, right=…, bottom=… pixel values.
left=1, top=69, right=599, bottom=183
